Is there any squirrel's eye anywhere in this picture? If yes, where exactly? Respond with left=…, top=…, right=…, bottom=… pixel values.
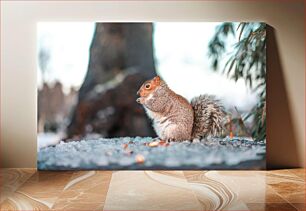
left=145, top=84, right=151, bottom=89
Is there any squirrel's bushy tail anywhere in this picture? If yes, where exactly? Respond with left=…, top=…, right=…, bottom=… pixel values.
left=191, top=95, right=225, bottom=139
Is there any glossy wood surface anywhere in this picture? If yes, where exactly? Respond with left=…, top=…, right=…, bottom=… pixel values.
left=0, top=169, right=304, bottom=210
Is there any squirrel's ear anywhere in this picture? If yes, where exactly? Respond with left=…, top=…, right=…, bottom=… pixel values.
left=154, top=76, right=161, bottom=83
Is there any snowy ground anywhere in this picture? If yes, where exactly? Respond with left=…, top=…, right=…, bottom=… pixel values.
left=37, top=137, right=266, bottom=170
left=37, top=133, right=63, bottom=151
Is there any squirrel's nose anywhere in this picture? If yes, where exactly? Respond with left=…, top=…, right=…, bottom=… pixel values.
left=136, top=98, right=141, bottom=103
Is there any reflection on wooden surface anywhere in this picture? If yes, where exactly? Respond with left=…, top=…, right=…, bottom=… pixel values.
left=0, top=169, right=304, bottom=210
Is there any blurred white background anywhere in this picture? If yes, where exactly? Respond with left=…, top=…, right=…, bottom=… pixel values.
left=37, top=22, right=258, bottom=112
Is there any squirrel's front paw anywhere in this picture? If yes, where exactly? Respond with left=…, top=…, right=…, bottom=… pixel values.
left=136, top=97, right=144, bottom=104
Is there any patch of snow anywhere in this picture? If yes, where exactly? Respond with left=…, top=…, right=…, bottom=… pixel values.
left=38, top=137, right=266, bottom=170
left=37, top=133, right=63, bottom=152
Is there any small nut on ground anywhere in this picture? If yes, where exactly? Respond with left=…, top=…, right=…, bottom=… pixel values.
left=122, top=143, right=128, bottom=149
left=148, top=141, right=159, bottom=147
left=135, top=154, right=145, bottom=164
left=159, top=140, right=166, bottom=145
left=158, top=140, right=170, bottom=147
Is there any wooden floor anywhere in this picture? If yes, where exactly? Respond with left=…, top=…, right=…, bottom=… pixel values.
left=0, top=169, right=304, bottom=210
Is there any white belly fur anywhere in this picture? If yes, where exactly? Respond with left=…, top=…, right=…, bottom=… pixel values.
left=144, top=108, right=175, bottom=139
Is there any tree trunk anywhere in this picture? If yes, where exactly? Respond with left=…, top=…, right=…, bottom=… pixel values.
left=66, top=23, right=156, bottom=139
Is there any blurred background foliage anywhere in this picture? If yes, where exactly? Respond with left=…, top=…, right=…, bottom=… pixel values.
left=208, top=22, right=266, bottom=141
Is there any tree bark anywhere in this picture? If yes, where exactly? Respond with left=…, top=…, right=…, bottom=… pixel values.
left=66, top=23, right=156, bottom=139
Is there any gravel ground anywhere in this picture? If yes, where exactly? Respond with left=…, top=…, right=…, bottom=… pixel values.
left=37, top=137, right=266, bottom=170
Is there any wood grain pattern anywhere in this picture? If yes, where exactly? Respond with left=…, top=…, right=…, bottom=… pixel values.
left=1, top=171, right=73, bottom=210
left=246, top=203, right=298, bottom=211
left=184, top=171, right=249, bottom=210
left=0, top=169, right=304, bottom=210
left=289, top=169, right=305, bottom=180
left=52, top=171, right=112, bottom=210
left=104, top=171, right=203, bottom=210
left=265, top=169, right=305, bottom=203
left=0, top=169, right=35, bottom=204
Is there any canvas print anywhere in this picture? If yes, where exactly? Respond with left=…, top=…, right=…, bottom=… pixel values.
left=37, top=22, right=266, bottom=170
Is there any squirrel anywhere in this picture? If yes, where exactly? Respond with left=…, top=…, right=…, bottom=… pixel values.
left=136, top=76, right=225, bottom=141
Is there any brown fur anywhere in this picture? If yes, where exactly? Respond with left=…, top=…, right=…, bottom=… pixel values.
left=137, top=76, right=194, bottom=141
left=137, top=76, right=225, bottom=141
left=137, top=76, right=161, bottom=98
left=191, top=95, right=225, bottom=138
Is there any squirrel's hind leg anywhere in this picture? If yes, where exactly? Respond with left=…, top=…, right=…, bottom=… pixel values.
left=150, top=137, right=168, bottom=144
